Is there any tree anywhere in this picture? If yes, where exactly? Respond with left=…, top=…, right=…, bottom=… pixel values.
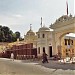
left=15, top=31, right=20, bottom=39
left=12, top=33, right=17, bottom=42
left=0, top=25, right=22, bottom=42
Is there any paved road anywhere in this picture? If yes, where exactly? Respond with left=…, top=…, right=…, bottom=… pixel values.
left=0, top=58, right=75, bottom=75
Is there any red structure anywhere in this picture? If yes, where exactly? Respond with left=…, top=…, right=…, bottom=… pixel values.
left=2, top=43, right=37, bottom=60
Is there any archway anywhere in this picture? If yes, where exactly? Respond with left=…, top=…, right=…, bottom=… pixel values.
left=50, top=15, right=75, bottom=57
left=59, top=33, right=75, bottom=58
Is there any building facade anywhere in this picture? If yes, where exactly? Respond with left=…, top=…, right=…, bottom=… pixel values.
left=36, top=26, right=53, bottom=58
left=21, top=15, right=75, bottom=58
left=24, top=26, right=37, bottom=48
left=61, top=36, right=75, bottom=58
left=1, top=15, right=75, bottom=59
left=50, top=15, right=75, bottom=58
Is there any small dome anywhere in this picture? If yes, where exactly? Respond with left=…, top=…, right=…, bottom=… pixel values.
left=38, top=26, right=50, bottom=32
left=26, top=29, right=35, bottom=36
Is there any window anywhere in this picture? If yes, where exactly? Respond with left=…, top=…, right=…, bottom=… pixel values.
left=42, top=34, right=45, bottom=38
left=66, top=49, right=68, bottom=52
left=43, top=47, right=45, bottom=53
left=38, top=47, right=40, bottom=54
left=38, top=34, right=40, bottom=38
left=68, top=39, right=70, bottom=45
left=71, top=40, right=73, bottom=45
left=64, top=39, right=67, bottom=45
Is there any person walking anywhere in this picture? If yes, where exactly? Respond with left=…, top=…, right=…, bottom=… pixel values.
left=10, top=52, right=14, bottom=61
left=42, top=52, right=48, bottom=63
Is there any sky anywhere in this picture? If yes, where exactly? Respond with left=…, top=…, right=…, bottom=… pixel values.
left=0, top=0, right=74, bottom=37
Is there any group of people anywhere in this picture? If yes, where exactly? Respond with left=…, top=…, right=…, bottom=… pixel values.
left=10, top=52, right=49, bottom=63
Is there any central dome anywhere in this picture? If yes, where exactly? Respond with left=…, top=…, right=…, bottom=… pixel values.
left=26, top=29, right=35, bottom=36
left=38, top=26, right=50, bottom=32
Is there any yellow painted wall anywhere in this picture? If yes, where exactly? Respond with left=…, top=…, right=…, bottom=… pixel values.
left=61, top=38, right=75, bottom=58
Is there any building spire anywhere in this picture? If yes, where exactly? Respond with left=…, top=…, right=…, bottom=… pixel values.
left=30, top=24, right=32, bottom=30
left=41, top=17, right=42, bottom=27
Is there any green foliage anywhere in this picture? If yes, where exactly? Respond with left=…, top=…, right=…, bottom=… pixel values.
left=0, top=25, right=22, bottom=42
left=15, top=31, right=20, bottom=39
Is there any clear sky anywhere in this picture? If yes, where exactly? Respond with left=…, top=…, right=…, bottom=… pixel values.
left=0, top=0, right=74, bottom=37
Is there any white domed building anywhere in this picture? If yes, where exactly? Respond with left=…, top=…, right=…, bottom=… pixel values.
left=36, top=26, right=53, bottom=58
left=24, top=25, right=37, bottom=48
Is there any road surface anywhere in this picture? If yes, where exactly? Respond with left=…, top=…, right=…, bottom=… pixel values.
left=0, top=58, right=75, bottom=75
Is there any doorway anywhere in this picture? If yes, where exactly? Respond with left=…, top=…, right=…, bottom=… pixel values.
left=43, top=47, right=45, bottom=53
left=49, top=46, right=52, bottom=57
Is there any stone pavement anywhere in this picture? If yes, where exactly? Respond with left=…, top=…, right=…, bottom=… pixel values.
left=20, top=58, right=75, bottom=75
left=0, top=58, right=75, bottom=75
left=1, top=58, right=75, bottom=70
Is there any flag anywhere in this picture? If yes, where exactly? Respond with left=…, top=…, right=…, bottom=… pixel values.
left=66, top=1, right=68, bottom=15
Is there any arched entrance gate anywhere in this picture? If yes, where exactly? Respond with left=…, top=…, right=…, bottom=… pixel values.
left=50, top=15, right=75, bottom=58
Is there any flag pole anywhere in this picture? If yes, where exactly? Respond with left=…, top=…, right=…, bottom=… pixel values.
left=66, top=1, right=68, bottom=15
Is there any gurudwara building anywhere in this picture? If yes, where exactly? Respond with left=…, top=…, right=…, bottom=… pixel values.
left=24, top=14, right=75, bottom=58
left=1, top=14, right=75, bottom=59
left=36, top=26, right=53, bottom=58
left=50, top=15, right=75, bottom=58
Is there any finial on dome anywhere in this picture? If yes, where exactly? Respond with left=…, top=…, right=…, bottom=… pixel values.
left=41, top=17, right=42, bottom=28
left=30, top=24, right=32, bottom=30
